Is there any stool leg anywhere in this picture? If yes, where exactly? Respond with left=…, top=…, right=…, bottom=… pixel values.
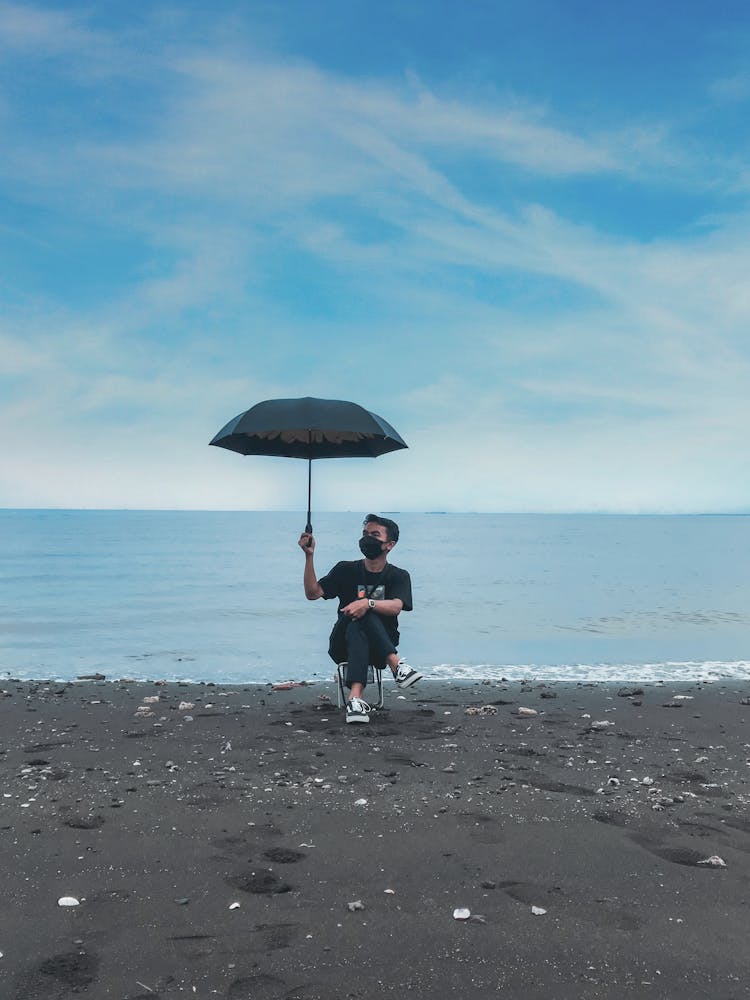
left=374, top=668, right=384, bottom=710
left=336, top=663, right=347, bottom=708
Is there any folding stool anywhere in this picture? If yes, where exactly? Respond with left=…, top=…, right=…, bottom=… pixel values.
left=335, top=662, right=385, bottom=711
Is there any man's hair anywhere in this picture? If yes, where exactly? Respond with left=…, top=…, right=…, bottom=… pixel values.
left=363, top=513, right=399, bottom=543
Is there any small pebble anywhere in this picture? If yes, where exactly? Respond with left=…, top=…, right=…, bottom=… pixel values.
left=697, top=855, right=727, bottom=868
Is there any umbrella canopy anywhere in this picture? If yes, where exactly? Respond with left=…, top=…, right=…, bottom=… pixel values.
left=209, top=396, right=407, bottom=531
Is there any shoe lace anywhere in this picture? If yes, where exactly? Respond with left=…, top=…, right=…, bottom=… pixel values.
left=349, top=698, right=370, bottom=712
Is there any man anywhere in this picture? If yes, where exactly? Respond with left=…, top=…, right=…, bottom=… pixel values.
left=299, top=513, right=422, bottom=724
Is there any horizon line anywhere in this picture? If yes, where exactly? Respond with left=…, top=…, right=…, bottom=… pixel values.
left=2, top=507, right=748, bottom=517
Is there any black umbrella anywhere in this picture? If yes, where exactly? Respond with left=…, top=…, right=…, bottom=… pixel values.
left=209, top=396, right=408, bottom=532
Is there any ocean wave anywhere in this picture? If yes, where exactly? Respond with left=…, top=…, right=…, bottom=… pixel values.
left=425, top=661, right=750, bottom=683
left=6, top=659, right=750, bottom=686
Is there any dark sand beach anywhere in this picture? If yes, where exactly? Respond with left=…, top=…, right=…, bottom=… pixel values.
left=2, top=676, right=750, bottom=999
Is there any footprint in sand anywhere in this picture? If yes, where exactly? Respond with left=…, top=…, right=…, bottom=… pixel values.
left=594, top=815, right=730, bottom=870
left=263, top=847, right=306, bottom=864
left=227, top=871, right=294, bottom=895
left=14, top=951, right=99, bottom=1000
left=632, top=839, right=727, bottom=868
left=227, top=972, right=286, bottom=999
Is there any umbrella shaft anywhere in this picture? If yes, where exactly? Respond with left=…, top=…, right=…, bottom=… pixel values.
left=306, top=456, right=312, bottom=533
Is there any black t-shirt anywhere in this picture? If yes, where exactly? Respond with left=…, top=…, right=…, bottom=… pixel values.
left=319, top=560, right=413, bottom=636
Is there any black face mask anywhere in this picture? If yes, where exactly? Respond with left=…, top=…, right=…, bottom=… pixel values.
left=359, top=535, right=384, bottom=560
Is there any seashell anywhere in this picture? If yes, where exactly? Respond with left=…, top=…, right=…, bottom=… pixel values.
left=697, top=855, right=727, bottom=868
left=58, top=896, right=80, bottom=907
left=453, top=907, right=471, bottom=920
left=531, top=906, right=547, bottom=915
left=229, top=902, right=241, bottom=910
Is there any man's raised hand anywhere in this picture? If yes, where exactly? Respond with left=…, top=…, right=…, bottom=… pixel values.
left=298, top=532, right=315, bottom=553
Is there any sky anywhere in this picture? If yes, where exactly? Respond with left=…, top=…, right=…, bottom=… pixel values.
left=2, top=0, right=750, bottom=514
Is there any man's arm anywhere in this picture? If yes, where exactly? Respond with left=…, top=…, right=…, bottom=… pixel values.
left=299, top=532, right=324, bottom=600
left=341, top=565, right=412, bottom=619
left=340, top=597, right=403, bottom=619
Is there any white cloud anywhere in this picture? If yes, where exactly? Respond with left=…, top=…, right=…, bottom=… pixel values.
left=0, top=1, right=96, bottom=52
left=710, top=70, right=750, bottom=103
left=2, top=6, right=750, bottom=511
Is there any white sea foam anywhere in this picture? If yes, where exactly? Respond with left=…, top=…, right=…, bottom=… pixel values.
left=425, top=661, right=750, bottom=684
left=7, top=660, right=749, bottom=686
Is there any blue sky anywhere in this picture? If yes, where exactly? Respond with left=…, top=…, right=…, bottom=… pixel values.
left=3, top=0, right=750, bottom=512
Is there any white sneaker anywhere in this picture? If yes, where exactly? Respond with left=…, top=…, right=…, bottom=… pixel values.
left=395, top=660, right=423, bottom=689
left=346, top=697, right=371, bottom=724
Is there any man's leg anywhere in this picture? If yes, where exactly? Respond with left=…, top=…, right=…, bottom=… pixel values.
left=358, top=614, right=423, bottom=689
left=344, top=620, right=371, bottom=701
left=356, top=614, right=398, bottom=675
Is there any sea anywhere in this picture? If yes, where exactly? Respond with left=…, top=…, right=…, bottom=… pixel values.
left=1, top=509, right=749, bottom=686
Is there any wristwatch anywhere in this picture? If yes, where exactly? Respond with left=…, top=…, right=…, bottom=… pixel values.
left=368, top=598, right=376, bottom=609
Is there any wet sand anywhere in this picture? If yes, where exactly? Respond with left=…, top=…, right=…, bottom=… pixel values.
left=1, top=676, right=750, bottom=999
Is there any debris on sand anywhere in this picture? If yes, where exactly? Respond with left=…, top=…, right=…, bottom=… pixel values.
left=2, top=677, right=749, bottom=999
left=697, top=856, right=727, bottom=868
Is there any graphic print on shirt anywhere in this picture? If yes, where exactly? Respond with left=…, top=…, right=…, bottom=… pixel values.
left=358, top=583, right=386, bottom=600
